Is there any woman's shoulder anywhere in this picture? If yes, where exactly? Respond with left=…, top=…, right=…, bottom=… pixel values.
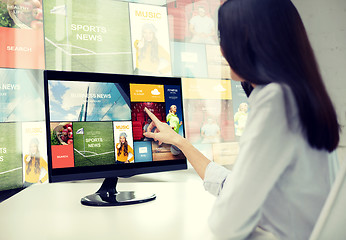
left=250, top=82, right=299, bottom=127
left=251, top=83, right=294, bottom=108
left=254, top=82, right=285, bottom=99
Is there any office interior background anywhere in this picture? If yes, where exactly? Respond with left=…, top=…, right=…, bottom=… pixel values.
left=0, top=0, right=345, bottom=197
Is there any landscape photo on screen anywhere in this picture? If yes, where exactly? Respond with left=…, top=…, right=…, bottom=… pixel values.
left=48, top=80, right=131, bottom=122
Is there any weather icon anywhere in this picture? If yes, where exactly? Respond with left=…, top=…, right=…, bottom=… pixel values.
left=151, top=89, right=161, bottom=95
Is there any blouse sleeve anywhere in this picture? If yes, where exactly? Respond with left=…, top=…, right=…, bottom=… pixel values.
left=203, top=161, right=231, bottom=196
left=206, top=84, right=298, bottom=239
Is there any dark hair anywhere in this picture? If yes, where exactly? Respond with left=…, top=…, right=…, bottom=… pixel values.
left=118, top=140, right=128, bottom=157
left=26, top=156, right=41, bottom=175
left=218, top=0, right=339, bottom=152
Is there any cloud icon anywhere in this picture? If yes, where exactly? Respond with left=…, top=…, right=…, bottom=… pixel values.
left=151, top=89, right=161, bottom=95
left=214, top=84, right=226, bottom=92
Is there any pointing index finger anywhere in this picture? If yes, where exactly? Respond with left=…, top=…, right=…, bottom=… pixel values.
left=144, top=107, right=161, bottom=126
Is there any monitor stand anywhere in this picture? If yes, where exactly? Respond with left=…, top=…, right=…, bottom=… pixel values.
left=81, top=177, right=156, bottom=206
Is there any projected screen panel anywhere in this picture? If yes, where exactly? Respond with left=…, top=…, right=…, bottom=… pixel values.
left=181, top=77, right=247, bottom=166
left=46, top=71, right=186, bottom=181
left=43, top=0, right=133, bottom=74
left=0, top=69, right=48, bottom=191
left=0, top=0, right=44, bottom=69
left=166, top=1, right=247, bottom=167
left=129, top=3, right=172, bottom=77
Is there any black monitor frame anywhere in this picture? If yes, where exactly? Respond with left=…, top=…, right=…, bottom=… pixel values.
left=44, top=70, right=187, bottom=183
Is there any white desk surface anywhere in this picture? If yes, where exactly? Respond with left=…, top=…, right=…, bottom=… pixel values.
left=0, top=170, right=276, bottom=240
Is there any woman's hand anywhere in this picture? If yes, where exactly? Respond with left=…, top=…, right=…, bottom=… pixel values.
left=144, top=108, right=183, bottom=146
left=145, top=108, right=211, bottom=180
left=138, top=38, right=145, bottom=49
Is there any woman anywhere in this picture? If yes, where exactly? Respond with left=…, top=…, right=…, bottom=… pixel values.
left=134, top=23, right=171, bottom=75
left=166, top=105, right=183, bottom=134
left=116, top=132, right=134, bottom=163
left=23, top=138, right=48, bottom=187
left=143, top=0, right=340, bottom=239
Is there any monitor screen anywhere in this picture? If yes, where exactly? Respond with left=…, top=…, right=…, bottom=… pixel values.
left=44, top=70, right=187, bottom=185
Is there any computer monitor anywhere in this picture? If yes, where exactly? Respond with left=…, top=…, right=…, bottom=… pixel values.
left=44, top=70, right=187, bottom=206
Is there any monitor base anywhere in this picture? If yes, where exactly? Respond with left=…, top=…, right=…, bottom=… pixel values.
left=81, top=177, right=156, bottom=206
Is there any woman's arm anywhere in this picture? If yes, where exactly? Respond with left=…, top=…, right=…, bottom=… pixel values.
left=144, top=107, right=211, bottom=179
left=24, top=154, right=31, bottom=163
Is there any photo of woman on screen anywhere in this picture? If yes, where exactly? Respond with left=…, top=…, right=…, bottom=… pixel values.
left=23, top=138, right=48, bottom=187
left=116, top=132, right=134, bottom=164
left=166, top=105, right=182, bottom=134
left=134, top=23, right=171, bottom=76
left=234, top=102, right=248, bottom=137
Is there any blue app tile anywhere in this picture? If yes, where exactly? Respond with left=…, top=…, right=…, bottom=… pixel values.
left=134, top=141, right=152, bottom=163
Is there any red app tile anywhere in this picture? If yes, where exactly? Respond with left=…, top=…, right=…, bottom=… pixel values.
left=51, top=145, right=74, bottom=169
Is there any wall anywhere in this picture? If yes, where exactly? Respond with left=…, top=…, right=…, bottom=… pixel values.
left=293, top=0, right=346, bottom=163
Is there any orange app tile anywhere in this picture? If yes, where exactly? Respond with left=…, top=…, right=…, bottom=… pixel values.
left=130, top=84, right=165, bottom=102
left=0, top=27, right=45, bottom=69
left=182, top=78, right=232, bottom=100
left=51, top=144, right=75, bottom=169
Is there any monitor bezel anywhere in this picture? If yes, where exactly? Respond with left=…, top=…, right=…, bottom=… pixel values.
left=44, top=70, right=187, bottom=183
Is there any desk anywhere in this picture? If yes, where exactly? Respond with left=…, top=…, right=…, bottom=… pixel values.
left=0, top=173, right=276, bottom=240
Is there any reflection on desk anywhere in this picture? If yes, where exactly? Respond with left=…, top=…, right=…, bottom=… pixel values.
left=0, top=173, right=276, bottom=240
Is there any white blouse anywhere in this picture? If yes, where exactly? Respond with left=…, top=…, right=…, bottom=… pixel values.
left=203, top=83, right=331, bottom=240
